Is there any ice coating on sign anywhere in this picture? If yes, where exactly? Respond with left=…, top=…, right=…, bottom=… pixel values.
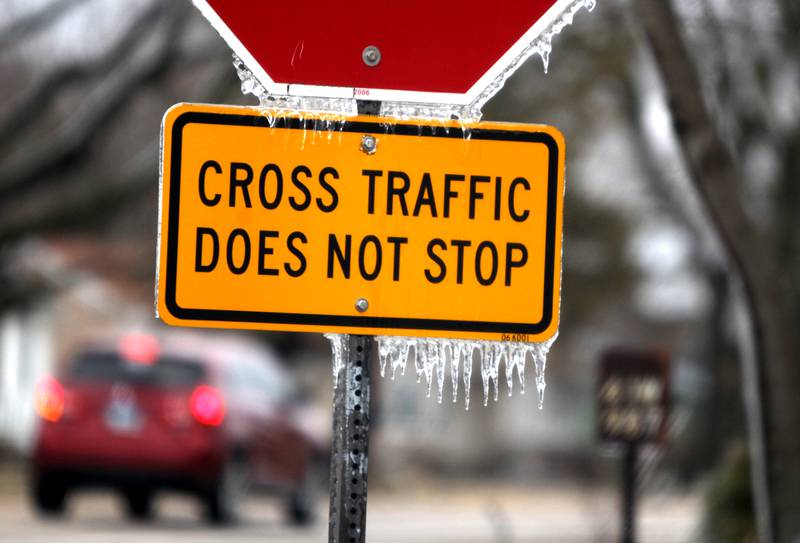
left=391, top=336, right=557, bottom=410
left=383, top=0, right=597, bottom=121
left=232, top=0, right=597, bottom=120
left=234, top=55, right=358, bottom=116
left=325, top=333, right=348, bottom=388
left=470, top=0, right=596, bottom=111
left=327, top=335, right=556, bottom=410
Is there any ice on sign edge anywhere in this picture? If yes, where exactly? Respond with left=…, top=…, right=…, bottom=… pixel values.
left=326, top=334, right=556, bottom=411
left=233, top=0, right=597, bottom=120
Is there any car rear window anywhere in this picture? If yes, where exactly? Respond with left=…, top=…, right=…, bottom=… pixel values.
left=68, top=351, right=205, bottom=387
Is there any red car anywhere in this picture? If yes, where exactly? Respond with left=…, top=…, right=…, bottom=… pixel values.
left=31, top=332, right=324, bottom=524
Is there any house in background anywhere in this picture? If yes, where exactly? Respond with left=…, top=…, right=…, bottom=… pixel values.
left=0, top=237, right=154, bottom=453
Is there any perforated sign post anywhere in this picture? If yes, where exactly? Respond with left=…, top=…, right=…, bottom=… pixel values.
left=161, top=3, right=577, bottom=542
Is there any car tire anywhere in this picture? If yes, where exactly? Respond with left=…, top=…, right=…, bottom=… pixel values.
left=32, top=472, right=67, bottom=517
left=286, top=490, right=314, bottom=526
left=123, top=488, right=153, bottom=521
left=203, top=456, right=249, bottom=525
left=286, top=464, right=319, bottom=527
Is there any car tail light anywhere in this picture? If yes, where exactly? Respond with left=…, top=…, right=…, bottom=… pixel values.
left=189, top=385, right=225, bottom=426
left=119, top=333, right=160, bottom=365
left=34, top=376, right=64, bottom=422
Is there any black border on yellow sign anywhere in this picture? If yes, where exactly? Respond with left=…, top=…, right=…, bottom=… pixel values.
left=164, top=111, right=560, bottom=334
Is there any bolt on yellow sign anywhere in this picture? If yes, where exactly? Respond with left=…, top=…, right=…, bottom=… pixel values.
left=157, top=103, right=565, bottom=341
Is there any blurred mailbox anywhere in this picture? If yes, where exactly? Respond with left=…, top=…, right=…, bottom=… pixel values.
left=156, top=103, right=565, bottom=341
left=598, top=348, right=670, bottom=444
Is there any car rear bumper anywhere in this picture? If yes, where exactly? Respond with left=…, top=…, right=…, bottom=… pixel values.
left=33, top=423, right=226, bottom=489
left=32, top=464, right=219, bottom=494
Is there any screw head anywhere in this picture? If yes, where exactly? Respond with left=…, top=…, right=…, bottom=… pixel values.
left=362, top=45, right=381, bottom=67
left=360, top=135, right=377, bottom=155
left=355, top=298, right=369, bottom=313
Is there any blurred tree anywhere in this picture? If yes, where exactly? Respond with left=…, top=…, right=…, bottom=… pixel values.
left=638, top=0, right=800, bottom=540
left=703, top=442, right=757, bottom=543
left=0, top=0, right=247, bottom=309
left=0, top=0, right=768, bottom=510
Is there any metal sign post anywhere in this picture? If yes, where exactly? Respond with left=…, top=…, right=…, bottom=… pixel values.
left=328, top=334, right=373, bottom=543
left=328, top=101, right=379, bottom=543
left=621, top=441, right=639, bottom=543
left=597, top=348, right=670, bottom=543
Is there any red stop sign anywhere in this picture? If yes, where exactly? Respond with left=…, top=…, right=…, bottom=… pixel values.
left=193, top=0, right=571, bottom=104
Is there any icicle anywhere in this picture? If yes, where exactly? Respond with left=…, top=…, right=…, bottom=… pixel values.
left=463, top=344, right=473, bottom=410
left=480, top=345, right=491, bottom=406
left=460, top=0, right=597, bottom=117
left=378, top=338, right=390, bottom=378
left=394, top=339, right=411, bottom=379
left=532, top=335, right=558, bottom=409
left=375, top=336, right=556, bottom=410
left=507, top=344, right=527, bottom=395
left=325, top=333, right=348, bottom=388
left=533, top=345, right=548, bottom=410
left=413, top=339, right=447, bottom=403
left=449, top=342, right=461, bottom=403
left=234, top=54, right=267, bottom=102
left=435, top=342, right=446, bottom=404
left=504, top=344, right=515, bottom=397
left=505, top=343, right=519, bottom=397
left=480, top=343, right=501, bottom=406
left=491, top=344, right=503, bottom=402
left=414, top=342, right=425, bottom=383
left=378, top=336, right=411, bottom=380
left=264, top=109, right=276, bottom=129
left=423, top=340, right=436, bottom=396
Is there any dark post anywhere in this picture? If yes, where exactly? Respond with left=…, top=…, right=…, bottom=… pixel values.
left=328, top=334, right=373, bottom=543
left=621, top=442, right=639, bottom=543
left=329, top=99, right=381, bottom=543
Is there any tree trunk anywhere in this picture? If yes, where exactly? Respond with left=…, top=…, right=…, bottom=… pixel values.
left=636, top=1, right=800, bottom=541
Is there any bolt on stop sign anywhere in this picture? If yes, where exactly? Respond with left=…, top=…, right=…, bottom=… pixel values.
left=192, top=0, right=579, bottom=104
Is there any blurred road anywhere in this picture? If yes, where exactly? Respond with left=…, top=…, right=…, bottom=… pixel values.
left=0, top=466, right=699, bottom=543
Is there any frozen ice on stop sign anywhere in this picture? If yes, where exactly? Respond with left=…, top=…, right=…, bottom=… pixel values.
left=230, top=0, right=597, bottom=121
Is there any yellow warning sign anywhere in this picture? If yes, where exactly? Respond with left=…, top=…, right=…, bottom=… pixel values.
left=157, top=103, right=565, bottom=341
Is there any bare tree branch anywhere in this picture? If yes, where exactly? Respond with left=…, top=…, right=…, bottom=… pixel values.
left=0, top=147, right=156, bottom=243
left=0, top=0, right=92, bottom=50
left=637, top=1, right=800, bottom=541
left=0, top=2, right=190, bottom=200
left=0, top=58, right=236, bottom=243
left=0, top=1, right=165, bottom=145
